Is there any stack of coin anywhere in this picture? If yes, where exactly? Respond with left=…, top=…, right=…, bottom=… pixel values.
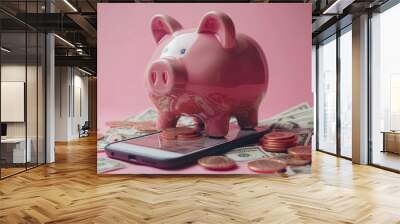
left=247, top=158, right=287, bottom=174
left=160, top=127, right=201, bottom=140
left=259, top=132, right=297, bottom=152
left=286, top=158, right=311, bottom=166
left=198, top=156, right=237, bottom=171
left=272, top=154, right=311, bottom=167
left=288, top=145, right=312, bottom=161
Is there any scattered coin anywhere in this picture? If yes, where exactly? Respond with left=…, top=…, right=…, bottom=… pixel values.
left=286, top=158, right=311, bottom=166
left=161, top=127, right=201, bottom=141
left=259, top=131, right=297, bottom=153
left=160, top=129, right=177, bottom=140
left=177, top=134, right=202, bottom=140
left=247, top=158, right=287, bottom=174
left=264, top=132, right=296, bottom=140
left=175, top=127, right=199, bottom=135
left=262, top=136, right=297, bottom=144
left=271, top=154, right=311, bottom=167
left=288, top=145, right=312, bottom=160
left=198, top=156, right=237, bottom=171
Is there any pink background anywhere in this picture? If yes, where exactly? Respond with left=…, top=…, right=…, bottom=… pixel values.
left=98, top=3, right=312, bottom=132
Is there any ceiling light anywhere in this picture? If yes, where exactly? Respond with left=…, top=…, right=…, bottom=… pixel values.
left=78, top=67, right=93, bottom=76
left=54, top=34, right=75, bottom=48
left=1, top=47, right=11, bottom=53
left=63, top=0, right=78, bottom=12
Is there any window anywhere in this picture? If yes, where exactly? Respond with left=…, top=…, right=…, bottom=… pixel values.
left=339, top=27, right=352, bottom=158
left=316, top=24, right=353, bottom=159
left=317, top=35, right=337, bottom=154
left=370, top=3, right=400, bottom=171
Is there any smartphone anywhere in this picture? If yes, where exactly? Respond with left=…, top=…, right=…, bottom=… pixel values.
left=104, top=125, right=271, bottom=169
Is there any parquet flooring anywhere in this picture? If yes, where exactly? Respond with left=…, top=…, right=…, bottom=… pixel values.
left=1, top=167, right=26, bottom=178
left=1, top=135, right=400, bottom=224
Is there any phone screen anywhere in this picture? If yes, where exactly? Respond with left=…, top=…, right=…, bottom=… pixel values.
left=122, top=125, right=246, bottom=155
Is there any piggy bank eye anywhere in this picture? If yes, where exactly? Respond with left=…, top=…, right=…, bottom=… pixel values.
left=180, top=48, right=186, bottom=54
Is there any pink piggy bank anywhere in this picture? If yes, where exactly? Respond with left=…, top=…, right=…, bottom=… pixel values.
left=146, top=11, right=268, bottom=137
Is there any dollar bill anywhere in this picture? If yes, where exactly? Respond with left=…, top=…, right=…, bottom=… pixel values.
left=288, top=114, right=314, bottom=129
left=225, top=146, right=269, bottom=162
left=292, top=128, right=313, bottom=145
left=97, top=157, right=126, bottom=173
left=134, top=108, right=158, bottom=122
left=259, top=102, right=314, bottom=129
left=270, top=102, right=311, bottom=119
left=98, top=108, right=160, bottom=151
left=262, top=108, right=313, bottom=125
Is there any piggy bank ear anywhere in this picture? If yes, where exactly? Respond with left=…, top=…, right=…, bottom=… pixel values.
left=151, top=15, right=182, bottom=44
left=198, top=11, right=236, bottom=49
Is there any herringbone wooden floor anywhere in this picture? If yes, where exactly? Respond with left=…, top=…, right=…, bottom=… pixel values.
left=1, top=136, right=400, bottom=224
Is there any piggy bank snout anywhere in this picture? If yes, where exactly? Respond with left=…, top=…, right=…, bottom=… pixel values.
left=147, top=59, right=186, bottom=95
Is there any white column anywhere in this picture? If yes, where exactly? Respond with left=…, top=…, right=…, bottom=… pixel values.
left=46, top=32, right=55, bottom=163
left=45, top=0, right=56, bottom=163
left=352, top=14, right=369, bottom=164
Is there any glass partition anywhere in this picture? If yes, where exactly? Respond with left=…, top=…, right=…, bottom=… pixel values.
left=1, top=31, right=28, bottom=177
left=0, top=1, right=46, bottom=179
left=27, top=31, right=38, bottom=169
left=317, top=35, right=337, bottom=155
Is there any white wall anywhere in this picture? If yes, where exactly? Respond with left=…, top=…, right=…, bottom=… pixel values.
left=55, top=67, right=89, bottom=141
left=55, top=67, right=70, bottom=141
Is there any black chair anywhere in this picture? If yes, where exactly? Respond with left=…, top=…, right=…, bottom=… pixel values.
left=79, top=121, right=90, bottom=138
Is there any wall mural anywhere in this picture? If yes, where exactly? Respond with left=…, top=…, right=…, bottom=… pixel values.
left=97, top=3, right=313, bottom=175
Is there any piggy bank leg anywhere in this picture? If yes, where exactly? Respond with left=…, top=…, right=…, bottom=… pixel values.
left=205, top=115, right=230, bottom=138
left=192, top=116, right=204, bottom=130
left=157, top=113, right=178, bottom=130
left=236, top=109, right=258, bottom=130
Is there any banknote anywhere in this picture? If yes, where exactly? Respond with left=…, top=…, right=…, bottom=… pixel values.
left=225, top=146, right=269, bottom=162
left=262, top=108, right=313, bottom=125
left=288, top=115, right=314, bottom=128
left=270, top=102, right=311, bottom=119
left=292, top=128, right=313, bottom=145
left=260, top=102, right=314, bottom=129
left=97, top=109, right=159, bottom=151
left=97, top=157, right=127, bottom=173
